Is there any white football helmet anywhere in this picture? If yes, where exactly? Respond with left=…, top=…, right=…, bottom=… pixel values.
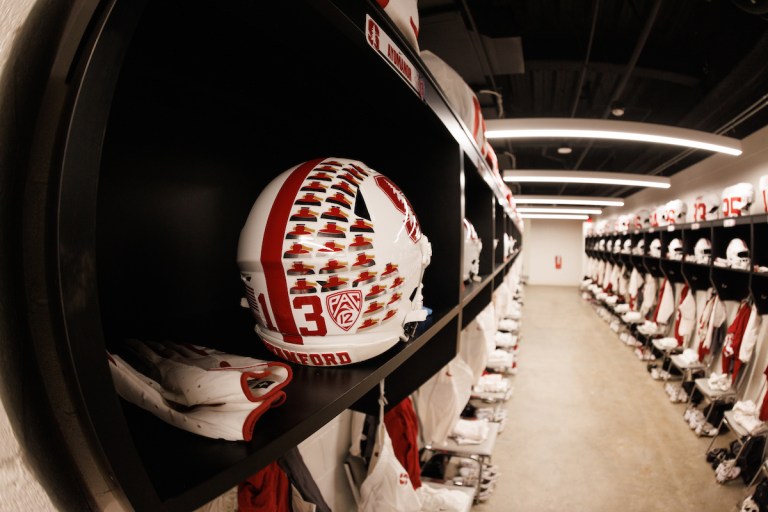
left=633, top=239, right=645, bottom=255
left=726, top=238, right=751, bottom=270
left=462, top=218, right=483, bottom=282
left=616, top=214, right=630, bottom=233
left=598, top=239, right=607, bottom=251
left=665, top=199, right=687, bottom=224
left=649, top=238, right=662, bottom=258
left=692, top=193, right=719, bottom=221
left=694, top=238, right=712, bottom=265
left=622, top=238, right=633, bottom=254
left=375, top=0, right=420, bottom=50
left=633, top=209, right=651, bottom=230
left=759, top=175, right=768, bottom=213
left=654, top=205, right=668, bottom=227
left=666, top=238, right=683, bottom=260
left=612, top=238, right=621, bottom=253
left=721, top=182, right=755, bottom=218
left=238, top=158, right=432, bottom=366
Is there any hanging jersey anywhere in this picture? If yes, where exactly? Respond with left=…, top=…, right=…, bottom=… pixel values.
left=384, top=397, right=422, bottom=489
left=676, top=285, right=696, bottom=343
left=722, top=301, right=754, bottom=381
left=653, top=278, right=675, bottom=325
left=238, top=461, right=292, bottom=512
left=412, top=357, right=473, bottom=446
left=740, top=305, right=763, bottom=365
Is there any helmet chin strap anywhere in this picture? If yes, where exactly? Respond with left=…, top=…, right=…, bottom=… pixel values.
left=400, top=236, right=433, bottom=341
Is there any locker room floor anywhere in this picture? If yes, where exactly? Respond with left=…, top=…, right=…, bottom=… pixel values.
left=473, top=285, right=746, bottom=512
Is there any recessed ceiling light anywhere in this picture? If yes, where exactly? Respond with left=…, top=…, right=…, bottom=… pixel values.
left=513, top=195, right=625, bottom=207
left=556, top=146, right=572, bottom=155
left=503, top=170, right=671, bottom=188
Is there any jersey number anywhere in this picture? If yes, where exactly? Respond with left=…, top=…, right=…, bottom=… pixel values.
left=258, top=293, right=327, bottom=339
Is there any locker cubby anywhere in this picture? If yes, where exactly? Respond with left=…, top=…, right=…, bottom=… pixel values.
left=659, top=227, right=684, bottom=283
left=5, top=1, right=522, bottom=510
left=642, top=232, right=664, bottom=278
left=752, top=215, right=768, bottom=272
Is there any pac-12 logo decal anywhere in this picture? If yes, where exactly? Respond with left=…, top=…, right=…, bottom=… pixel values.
left=326, top=290, right=363, bottom=331
left=374, top=175, right=421, bottom=242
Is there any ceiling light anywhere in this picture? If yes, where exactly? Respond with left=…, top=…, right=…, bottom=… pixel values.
left=518, top=213, right=589, bottom=220
left=516, top=207, right=602, bottom=215
left=610, top=102, right=626, bottom=117
left=485, top=118, right=743, bottom=156
left=503, top=169, right=671, bottom=188
left=556, top=145, right=572, bottom=155
left=514, top=195, right=624, bottom=207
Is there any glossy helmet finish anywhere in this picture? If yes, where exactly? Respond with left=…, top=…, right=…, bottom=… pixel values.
left=721, top=182, right=755, bottom=218
left=759, top=175, right=768, bottom=213
left=612, top=238, right=622, bottom=253
left=649, top=238, right=662, bottom=258
left=726, top=238, right=751, bottom=270
left=665, top=199, right=687, bottom=224
left=622, top=238, right=633, bottom=254
left=694, top=238, right=712, bottom=265
left=598, top=239, right=607, bottom=251
left=462, top=218, right=483, bottom=282
left=238, top=158, right=432, bottom=366
left=653, top=204, right=668, bottom=227
left=616, top=214, right=630, bottom=233
left=666, top=238, right=683, bottom=260
left=633, top=238, right=646, bottom=256
left=692, top=193, right=719, bottom=221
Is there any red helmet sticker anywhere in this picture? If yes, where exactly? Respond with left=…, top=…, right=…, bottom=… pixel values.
left=374, top=175, right=421, bottom=242
left=326, top=290, right=363, bottom=331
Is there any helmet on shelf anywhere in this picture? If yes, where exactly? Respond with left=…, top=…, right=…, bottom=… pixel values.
left=692, top=193, right=719, bottom=221
left=649, top=238, right=662, bottom=258
left=666, top=238, right=684, bottom=260
left=616, top=214, right=631, bottom=233
left=462, top=218, right=483, bottom=282
left=612, top=238, right=621, bottom=253
left=726, top=238, right=751, bottom=270
left=721, top=182, right=754, bottom=218
left=633, top=238, right=645, bottom=256
left=238, top=158, right=432, bottom=366
left=654, top=204, right=668, bottom=227
left=633, top=209, right=651, bottom=230
left=622, top=238, right=633, bottom=254
left=665, top=199, right=687, bottom=224
left=694, top=238, right=712, bottom=265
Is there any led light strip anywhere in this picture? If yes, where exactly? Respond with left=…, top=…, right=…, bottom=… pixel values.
left=503, top=170, right=670, bottom=189
left=514, top=195, right=624, bottom=207
left=485, top=118, right=742, bottom=156
left=518, top=213, right=589, bottom=220
left=516, top=207, right=602, bottom=215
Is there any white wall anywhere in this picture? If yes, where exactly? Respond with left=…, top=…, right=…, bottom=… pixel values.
left=603, top=123, right=768, bottom=220
left=522, top=218, right=584, bottom=286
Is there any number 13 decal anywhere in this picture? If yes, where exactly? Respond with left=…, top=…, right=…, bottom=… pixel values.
left=257, top=293, right=328, bottom=338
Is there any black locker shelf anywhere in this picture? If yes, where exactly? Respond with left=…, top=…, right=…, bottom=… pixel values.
left=586, top=213, right=768, bottom=305
left=1, top=0, right=523, bottom=511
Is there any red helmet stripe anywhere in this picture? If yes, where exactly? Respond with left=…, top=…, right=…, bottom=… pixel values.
left=261, top=159, right=323, bottom=344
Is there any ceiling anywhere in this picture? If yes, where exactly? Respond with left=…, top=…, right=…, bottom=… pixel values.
left=417, top=0, right=768, bottom=199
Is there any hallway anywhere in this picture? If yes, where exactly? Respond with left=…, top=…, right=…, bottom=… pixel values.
left=474, top=285, right=747, bottom=512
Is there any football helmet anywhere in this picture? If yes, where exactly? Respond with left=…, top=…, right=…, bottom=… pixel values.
left=652, top=205, right=668, bottom=227
left=238, top=158, right=432, bottom=366
left=462, top=218, right=483, bottom=282
left=692, top=193, right=719, bottom=221
left=612, top=238, right=621, bottom=253
left=633, top=209, right=651, bottom=230
left=666, top=238, right=683, bottom=260
left=616, top=214, right=630, bottom=233
left=726, top=238, right=751, bottom=270
left=759, top=175, right=768, bottom=213
left=376, top=0, right=420, bottom=50
left=721, top=182, right=754, bottom=218
left=598, top=239, right=607, bottom=251
left=694, top=238, right=712, bottom=265
left=665, top=199, right=687, bottom=224
left=633, top=239, right=646, bottom=256
left=649, top=238, right=662, bottom=258
left=622, top=238, right=633, bottom=254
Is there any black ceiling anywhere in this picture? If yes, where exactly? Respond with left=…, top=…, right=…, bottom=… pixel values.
left=417, top=0, right=768, bottom=198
